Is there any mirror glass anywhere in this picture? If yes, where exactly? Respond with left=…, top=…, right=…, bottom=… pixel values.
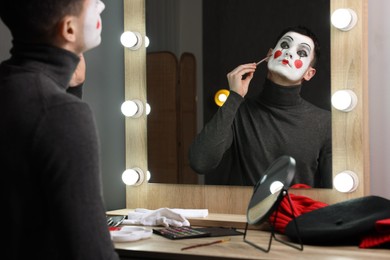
left=145, top=0, right=331, bottom=186
left=247, top=155, right=295, bottom=225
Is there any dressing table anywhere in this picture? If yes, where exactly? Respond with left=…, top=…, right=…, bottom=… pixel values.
left=114, top=229, right=390, bottom=260
left=108, top=211, right=389, bottom=260
left=113, top=0, right=382, bottom=258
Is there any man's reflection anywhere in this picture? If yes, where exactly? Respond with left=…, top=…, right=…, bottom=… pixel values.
left=189, top=25, right=332, bottom=188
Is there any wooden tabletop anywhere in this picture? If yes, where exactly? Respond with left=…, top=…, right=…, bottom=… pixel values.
left=108, top=210, right=389, bottom=260
left=114, top=228, right=389, bottom=260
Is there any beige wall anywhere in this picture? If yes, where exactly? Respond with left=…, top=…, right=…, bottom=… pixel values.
left=368, top=0, right=390, bottom=199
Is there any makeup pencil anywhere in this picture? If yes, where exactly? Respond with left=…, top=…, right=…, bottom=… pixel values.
left=181, top=238, right=231, bottom=251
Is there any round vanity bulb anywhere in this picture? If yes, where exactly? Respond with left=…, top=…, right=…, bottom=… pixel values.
left=122, top=169, right=139, bottom=185
left=146, top=103, right=151, bottom=115
left=331, top=8, right=358, bottom=31
left=145, top=36, right=150, bottom=48
left=146, top=170, right=151, bottom=181
left=121, top=100, right=144, bottom=118
left=333, top=171, right=359, bottom=193
left=214, top=89, right=230, bottom=107
left=122, top=168, right=145, bottom=186
left=331, top=90, right=358, bottom=112
left=120, top=31, right=143, bottom=50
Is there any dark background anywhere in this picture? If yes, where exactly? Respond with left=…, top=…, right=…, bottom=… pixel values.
left=203, top=0, right=330, bottom=123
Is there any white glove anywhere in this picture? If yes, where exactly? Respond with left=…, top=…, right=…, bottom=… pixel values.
left=124, top=208, right=190, bottom=227
left=135, top=208, right=209, bottom=218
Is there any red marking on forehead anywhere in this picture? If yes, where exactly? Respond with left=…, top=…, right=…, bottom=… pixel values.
left=274, top=50, right=282, bottom=59
left=294, top=59, right=303, bottom=69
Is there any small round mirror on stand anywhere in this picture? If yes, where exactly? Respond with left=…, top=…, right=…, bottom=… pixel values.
left=244, top=155, right=303, bottom=252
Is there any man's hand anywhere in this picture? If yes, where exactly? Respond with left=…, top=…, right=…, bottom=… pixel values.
left=226, top=63, right=257, bottom=97
left=69, top=54, right=86, bottom=87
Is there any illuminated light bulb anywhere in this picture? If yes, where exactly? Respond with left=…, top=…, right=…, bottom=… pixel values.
left=331, top=90, right=358, bottom=112
left=145, top=36, right=150, bottom=48
left=120, top=31, right=143, bottom=50
left=333, top=171, right=359, bottom=193
left=331, top=8, right=358, bottom=31
left=214, top=89, right=230, bottom=107
left=146, top=103, right=151, bottom=115
left=146, top=170, right=151, bottom=181
left=121, top=100, right=144, bottom=118
left=269, top=181, right=284, bottom=194
left=122, top=168, right=145, bottom=186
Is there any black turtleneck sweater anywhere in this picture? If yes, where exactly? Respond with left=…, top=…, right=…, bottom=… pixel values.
left=0, top=43, right=119, bottom=260
left=189, top=79, right=332, bottom=188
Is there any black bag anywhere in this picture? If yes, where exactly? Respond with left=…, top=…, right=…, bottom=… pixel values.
left=285, top=196, right=390, bottom=245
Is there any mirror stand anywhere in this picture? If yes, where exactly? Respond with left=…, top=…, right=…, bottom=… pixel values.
left=243, top=189, right=303, bottom=253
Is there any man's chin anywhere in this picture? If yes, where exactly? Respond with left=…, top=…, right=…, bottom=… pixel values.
left=83, top=37, right=102, bottom=52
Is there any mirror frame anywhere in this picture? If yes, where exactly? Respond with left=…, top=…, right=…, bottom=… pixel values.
left=123, top=0, right=369, bottom=214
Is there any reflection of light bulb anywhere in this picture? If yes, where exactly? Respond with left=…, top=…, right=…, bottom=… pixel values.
left=146, top=103, right=151, bottom=115
left=269, top=181, right=284, bottom=194
left=331, top=8, right=358, bottom=31
left=145, top=36, right=150, bottom=47
left=146, top=170, right=151, bottom=181
left=334, top=171, right=359, bottom=193
left=331, top=90, right=358, bottom=112
left=122, top=168, right=145, bottom=186
left=120, top=31, right=143, bottom=50
left=214, top=89, right=230, bottom=107
left=218, top=93, right=228, bottom=102
left=121, top=100, right=143, bottom=118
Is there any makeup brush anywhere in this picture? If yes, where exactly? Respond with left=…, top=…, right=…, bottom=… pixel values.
left=255, top=56, right=270, bottom=66
left=242, top=55, right=270, bottom=80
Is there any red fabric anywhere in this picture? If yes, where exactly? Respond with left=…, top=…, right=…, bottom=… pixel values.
left=108, top=226, right=121, bottom=231
left=268, top=184, right=328, bottom=234
left=376, top=219, right=390, bottom=232
left=359, top=218, right=390, bottom=248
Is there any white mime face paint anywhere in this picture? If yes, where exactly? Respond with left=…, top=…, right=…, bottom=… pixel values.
left=267, top=32, right=314, bottom=83
left=83, top=0, right=105, bottom=51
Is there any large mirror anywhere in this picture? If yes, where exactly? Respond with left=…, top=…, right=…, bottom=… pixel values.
left=123, top=0, right=369, bottom=215
left=145, top=0, right=331, bottom=186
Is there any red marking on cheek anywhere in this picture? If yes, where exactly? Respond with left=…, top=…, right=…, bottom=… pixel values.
left=294, top=60, right=303, bottom=69
left=96, top=20, right=101, bottom=29
left=274, top=50, right=282, bottom=59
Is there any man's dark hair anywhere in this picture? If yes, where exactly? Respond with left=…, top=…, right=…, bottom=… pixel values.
left=0, top=0, right=84, bottom=43
left=273, top=25, right=321, bottom=68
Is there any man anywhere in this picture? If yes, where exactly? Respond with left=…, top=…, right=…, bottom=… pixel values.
left=189, top=26, right=332, bottom=188
left=0, top=0, right=119, bottom=259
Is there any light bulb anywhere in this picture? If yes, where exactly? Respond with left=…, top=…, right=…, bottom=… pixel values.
left=331, top=8, right=357, bottom=31
left=122, top=169, right=139, bottom=185
left=214, top=89, right=230, bottom=107
left=218, top=93, right=228, bottom=102
left=145, top=36, right=150, bottom=48
left=121, top=100, right=143, bottom=118
left=269, top=181, right=284, bottom=194
left=146, top=103, right=151, bottom=115
left=120, top=31, right=143, bottom=50
left=333, top=171, right=359, bottom=193
left=122, top=168, right=144, bottom=186
left=331, top=90, right=357, bottom=112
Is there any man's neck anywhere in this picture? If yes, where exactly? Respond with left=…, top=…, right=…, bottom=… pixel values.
left=266, top=71, right=303, bottom=87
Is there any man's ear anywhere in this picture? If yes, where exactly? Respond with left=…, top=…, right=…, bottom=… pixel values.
left=267, top=48, right=273, bottom=57
left=59, top=16, right=77, bottom=43
left=303, top=67, right=316, bottom=81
